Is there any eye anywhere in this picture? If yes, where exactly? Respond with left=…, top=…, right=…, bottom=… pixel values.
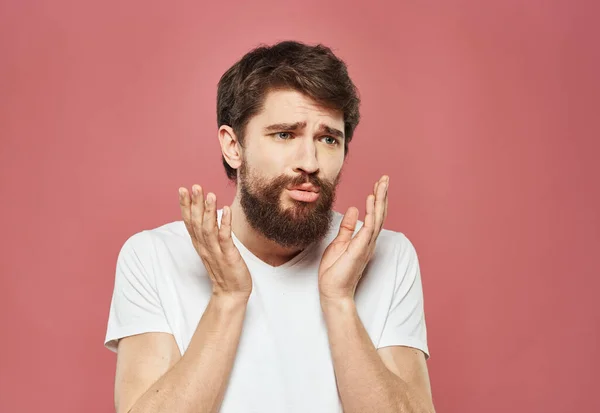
left=321, top=136, right=339, bottom=146
left=275, top=132, right=293, bottom=140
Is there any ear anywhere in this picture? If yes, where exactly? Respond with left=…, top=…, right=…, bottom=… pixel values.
left=218, top=125, right=242, bottom=171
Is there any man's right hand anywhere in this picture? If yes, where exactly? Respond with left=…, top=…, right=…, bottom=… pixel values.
left=179, top=185, right=252, bottom=300
left=118, top=185, right=251, bottom=413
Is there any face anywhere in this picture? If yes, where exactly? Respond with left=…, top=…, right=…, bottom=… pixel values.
left=237, top=89, right=346, bottom=248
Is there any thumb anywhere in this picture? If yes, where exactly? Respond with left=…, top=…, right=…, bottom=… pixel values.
left=335, top=207, right=359, bottom=243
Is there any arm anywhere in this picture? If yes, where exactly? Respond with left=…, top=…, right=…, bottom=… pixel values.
left=318, top=176, right=434, bottom=413
left=109, top=186, right=253, bottom=413
left=115, top=294, right=248, bottom=413
left=321, top=298, right=434, bottom=413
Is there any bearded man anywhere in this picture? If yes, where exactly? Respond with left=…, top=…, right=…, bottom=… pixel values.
left=105, top=40, right=435, bottom=413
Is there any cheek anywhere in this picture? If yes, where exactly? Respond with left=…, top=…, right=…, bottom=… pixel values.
left=246, top=153, right=286, bottom=181
left=322, top=154, right=344, bottom=180
left=256, top=152, right=288, bottom=174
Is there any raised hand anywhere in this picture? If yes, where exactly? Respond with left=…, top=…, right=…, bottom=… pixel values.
left=179, top=185, right=253, bottom=300
left=318, top=176, right=389, bottom=302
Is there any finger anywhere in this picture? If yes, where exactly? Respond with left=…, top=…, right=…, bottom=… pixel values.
left=202, top=192, right=220, bottom=251
left=366, top=178, right=384, bottom=245
left=335, top=207, right=359, bottom=243
left=375, top=176, right=388, bottom=234
left=190, top=185, right=205, bottom=240
left=348, top=194, right=375, bottom=255
left=383, top=178, right=389, bottom=223
left=218, top=205, right=235, bottom=254
left=368, top=176, right=388, bottom=253
left=179, top=187, right=194, bottom=236
left=365, top=193, right=376, bottom=232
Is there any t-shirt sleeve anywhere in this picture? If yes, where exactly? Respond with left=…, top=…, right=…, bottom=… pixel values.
left=377, top=233, right=430, bottom=359
left=104, top=231, right=172, bottom=353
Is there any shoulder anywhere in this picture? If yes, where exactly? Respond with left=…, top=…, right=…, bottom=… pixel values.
left=378, top=228, right=417, bottom=258
left=370, top=229, right=418, bottom=275
left=145, top=220, right=190, bottom=245
left=114, top=221, right=195, bottom=288
left=117, top=220, right=190, bottom=260
left=329, top=210, right=416, bottom=258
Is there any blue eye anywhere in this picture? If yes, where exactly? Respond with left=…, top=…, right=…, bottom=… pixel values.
left=276, top=132, right=292, bottom=140
left=321, top=136, right=338, bottom=146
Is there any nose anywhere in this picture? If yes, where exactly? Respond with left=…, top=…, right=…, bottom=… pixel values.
left=292, top=138, right=319, bottom=175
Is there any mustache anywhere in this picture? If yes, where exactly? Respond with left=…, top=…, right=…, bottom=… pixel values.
left=285, top=173, right=328, bottom=189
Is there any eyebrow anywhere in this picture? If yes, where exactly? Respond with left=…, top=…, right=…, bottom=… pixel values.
left=263, top=121, right=345, bottom=140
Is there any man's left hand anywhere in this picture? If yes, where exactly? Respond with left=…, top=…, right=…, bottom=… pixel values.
left=318, top=175, right=389, bottom=302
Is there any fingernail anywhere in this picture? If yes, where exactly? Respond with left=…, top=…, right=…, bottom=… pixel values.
left=178, top=188, right=184, bottom=199
left=207, top=193, right=214, bottom=204
left=192, top=186, right=198, bottom=196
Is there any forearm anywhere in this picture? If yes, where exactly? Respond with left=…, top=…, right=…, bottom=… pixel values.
left=321, top=298, right=432, bottom=413
left=129, top=295, right=248, bottom=413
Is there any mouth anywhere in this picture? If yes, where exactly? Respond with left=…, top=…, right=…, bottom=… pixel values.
left=288, top=183, right=320, bottom=193
left=286, top=187, right=320, bottom=203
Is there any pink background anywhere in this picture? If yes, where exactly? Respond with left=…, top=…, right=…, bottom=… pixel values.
left=1, top=1, right=598, bottom=412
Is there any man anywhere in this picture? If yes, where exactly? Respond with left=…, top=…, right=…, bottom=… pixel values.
left=105, top=40, right=435, bottom=413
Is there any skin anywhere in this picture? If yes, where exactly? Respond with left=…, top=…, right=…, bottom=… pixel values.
left=220, top=89, right=347, bottom=266
left=114, top=89, right=435, bottom=413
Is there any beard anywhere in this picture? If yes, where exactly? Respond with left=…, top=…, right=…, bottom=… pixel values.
left=239, top=162, right=341, bottom=249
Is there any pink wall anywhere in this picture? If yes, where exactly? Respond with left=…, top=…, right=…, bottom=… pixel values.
left=1, top=1, right=598, bottom=412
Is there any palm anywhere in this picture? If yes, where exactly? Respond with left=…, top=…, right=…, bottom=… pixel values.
left=318, top=206, right=373, bottom=298
left=317, top=176, right=389, bottom=300
left=318, top=236, right=363, bottom=298
left=319, top=237, right=352, bottom=277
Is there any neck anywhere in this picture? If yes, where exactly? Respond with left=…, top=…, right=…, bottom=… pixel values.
left=229, top=195, right=304, bottom=267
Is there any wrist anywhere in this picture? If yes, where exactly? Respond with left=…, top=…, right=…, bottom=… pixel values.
left=210, top=292, right=250, bottom=311
left=319, top=294, right=356, bottom=315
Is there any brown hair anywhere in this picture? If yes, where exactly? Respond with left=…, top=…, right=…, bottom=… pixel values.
left=217, top=40, right=361, bottom=181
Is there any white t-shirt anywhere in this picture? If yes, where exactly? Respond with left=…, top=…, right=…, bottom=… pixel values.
left=105, top=209, right=429, bottom=413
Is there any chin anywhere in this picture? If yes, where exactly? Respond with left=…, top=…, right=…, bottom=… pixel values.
left=282, top=197, right=316, bottom=208
left=280, top=200, right=314, bottom=218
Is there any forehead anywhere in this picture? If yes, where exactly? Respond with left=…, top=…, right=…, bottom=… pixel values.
left=252, top=89, right=344, bottom=127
